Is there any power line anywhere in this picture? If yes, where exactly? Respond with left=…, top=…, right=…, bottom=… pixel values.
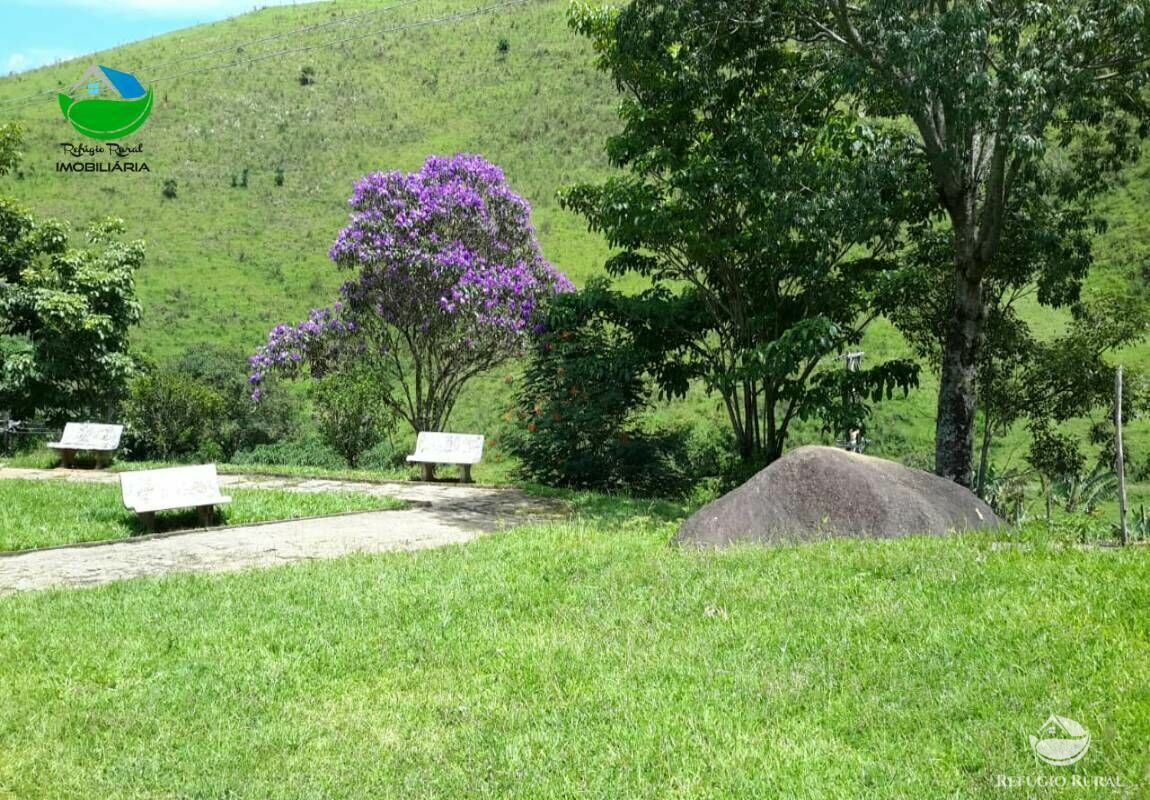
left=0, top=0, right=544, bottom=113
left=149, top=0, right=537, bottom=86
left=137, top=0, right=423, bottom=78
left=0, top=0, right=424, bottom=110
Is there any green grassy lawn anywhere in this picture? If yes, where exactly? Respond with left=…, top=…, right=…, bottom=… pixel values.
left=0, top=478, right=405, bottom=552
left=0, top=518, right=1147, bottom=798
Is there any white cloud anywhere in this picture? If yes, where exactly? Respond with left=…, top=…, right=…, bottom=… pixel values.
left=5, top=49, right=77, bottom=74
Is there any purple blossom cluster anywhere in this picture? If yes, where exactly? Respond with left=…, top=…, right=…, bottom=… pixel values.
left=248, top=307, right=355, bottom=400
left=250, top=154, right=573, bottom=402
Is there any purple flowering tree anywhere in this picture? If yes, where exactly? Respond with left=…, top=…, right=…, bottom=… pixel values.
left=250, top=154, right=573, bottom=434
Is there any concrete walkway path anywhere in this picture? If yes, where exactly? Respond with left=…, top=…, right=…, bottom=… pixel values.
left=0, top=467, right=567, bottom=594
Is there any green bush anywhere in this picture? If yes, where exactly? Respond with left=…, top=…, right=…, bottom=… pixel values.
left=311, top=370, right=395, bottom=468
left=358, top=438, right=407, bottom=471
left=123, top=372, right=223, bottom=460
left=123, top=346, right=300, bottom=462
left=171, top=345, right=298, bottom=460
left=507, top=292, right=691, bottom=496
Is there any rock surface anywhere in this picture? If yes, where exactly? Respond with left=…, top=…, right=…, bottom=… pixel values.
left=675, top=445, right=1002, bottom=547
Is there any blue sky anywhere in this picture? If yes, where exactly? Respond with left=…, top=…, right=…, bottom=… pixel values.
left=1, top=0, right=320, bottom=74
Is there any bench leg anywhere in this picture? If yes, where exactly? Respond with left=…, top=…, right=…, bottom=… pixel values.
left=59, top=449, right=75, bottom=469
left=139, top=511, right=156, bottom=533
left=95, top=452, right=106, bottom=469
left=460, top=464, right=473, bottom=484
left=420, top=463, right=436, bottom=482
left=196, top=505, right=215, bottom=527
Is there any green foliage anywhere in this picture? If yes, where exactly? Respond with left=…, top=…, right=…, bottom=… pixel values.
left=0, top=122, right=22, bottom=177
left=121, top=346, right=299, bottom=463
left=161, top=179, right=177, bottom=200
left=1027, top=423, right=1087, bottom=487
left=311, top=369, right=395, bottom=468
left=123, top=370, right=224, bottom=461
left=1054, top=461, right=1119, bottom=515
left=1125, top=503, right=1150, bottom=541
left=565, top=2, right=920, bottom=463
left=889, top=220, right=1150, bottom=492
left=3, top=0, right=1150, bottom=481
left=979, top=465, right=1029, bottom=524
left=818, top=0, right=1150, bottom=483
left=0, top=206, right=143, bottom=422
left=298, top=65, right=316, bottom=86
left=508, top=284, right=692, bottom=495
left=171, top=344, right=299, bottom=460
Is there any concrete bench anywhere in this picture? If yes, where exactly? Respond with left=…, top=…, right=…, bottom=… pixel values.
left=120, top=464, right=232, bottom=531
left=406, top=432, right=484, bottom=483
left=47, top=422, right=124, bottom=468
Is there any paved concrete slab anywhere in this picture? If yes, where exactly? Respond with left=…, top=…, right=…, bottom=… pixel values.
left=0, top=468, right=567, bottom=594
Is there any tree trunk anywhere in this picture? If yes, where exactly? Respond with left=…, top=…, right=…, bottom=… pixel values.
left=975, top=410, right=993, bottom=498
left=935, top=268, right=984, bottom=488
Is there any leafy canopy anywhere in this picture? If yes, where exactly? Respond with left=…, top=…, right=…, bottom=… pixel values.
left=563, top=0, right=920, bottom=462
left=0, top=205, right=143, bottom=422
left=250, top=153, right=572, bottom=433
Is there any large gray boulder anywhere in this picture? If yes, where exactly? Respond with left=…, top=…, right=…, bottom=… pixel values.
left=675, top=445, right=1002, bottom=547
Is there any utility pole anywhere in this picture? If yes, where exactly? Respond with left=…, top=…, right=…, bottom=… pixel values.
left=1116, top=365, right=1128, bottom=547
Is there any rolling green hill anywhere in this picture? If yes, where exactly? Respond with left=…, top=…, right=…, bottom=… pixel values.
left=1, top=0, right=1148, bottom=479
left=0, top=0, right=621, bottom=355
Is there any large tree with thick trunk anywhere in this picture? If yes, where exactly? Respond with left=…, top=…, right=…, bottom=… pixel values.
left=796, top=0, right=1150, bottom=484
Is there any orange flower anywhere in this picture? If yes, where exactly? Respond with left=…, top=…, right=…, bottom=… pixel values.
left=527, top=422, right=537, bottom=433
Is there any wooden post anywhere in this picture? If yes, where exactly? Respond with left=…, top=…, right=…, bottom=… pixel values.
left=1116, top=366, right=1128, bottom=546
left=843, top=351, right=864, bottom=451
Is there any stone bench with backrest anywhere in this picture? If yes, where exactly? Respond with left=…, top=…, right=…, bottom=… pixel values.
left=406, top=432, right=484, bottom=483
left=120, top=464, right=232, bottom=532
left=47, top=422, right=124, bottom=468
